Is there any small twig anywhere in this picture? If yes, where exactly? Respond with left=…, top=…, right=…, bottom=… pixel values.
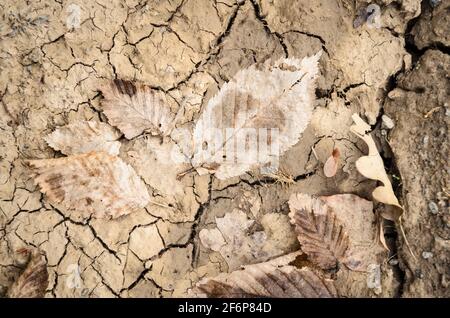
left=398, top=218, right=417, bottom=261
left=176, top=166, right=196, bottom=180
left=148, top=200, right=172, bottom=209
left=265, top=170, right=295, bottom=187
left=311, top=146, right=319, bottom=160
left=424, top=106, right=441, bottom=118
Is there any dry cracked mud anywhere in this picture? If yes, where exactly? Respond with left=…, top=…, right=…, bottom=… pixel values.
left=0, top=0, right=448, bottom=297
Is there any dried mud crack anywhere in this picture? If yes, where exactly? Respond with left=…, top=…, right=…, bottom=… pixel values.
left=1, top=0, right=448, bottom=298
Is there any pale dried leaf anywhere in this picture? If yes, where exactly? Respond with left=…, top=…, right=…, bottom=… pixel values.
left=192, top=52, right=322, bottom=179
left=199, top=228, right=226, bottom=252
left=289, top=193, right=385, bottom=272
left=379, top=220, right=389, bottom=251
left=192, top=253, right=337, bottom=298
left=323, top=148, right=340, bottom=177
left=29, top=152, right=150, bottom=219
left=100, top=79, right=177, bottom=139
left=321, top=194, right=386, bottom=271
left=7, top=250, right=48, bottom=298
left=123, top=137, right=198, bottom=222
left=214, top=209, right=267, bottom=270
left=350, top=113, right=403, bottom=220
left=200, top=207, right=297, bottom=271
left=289, top=193, right=349, bottom=270
left=45, top=120, right=121, bottom=155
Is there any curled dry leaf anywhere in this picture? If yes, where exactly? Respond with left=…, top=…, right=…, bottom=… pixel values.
left=28, top=152, right=150, bottom=219
left=7, top=249, right=49, bottom=298
left=99, top=79, right=178, bottom=139
left=350, top=113, right=403, bottom=221
left=191, top=52, right=322, bottom=179
left=45, top=120, right=122, bottom=156
left=192, top=252, right=337, bottom=298
left=323, top=148, right=340, bottom=177
left=378, top=218, right=389, bottom=251
left=289, top=193, right=385, bottom=272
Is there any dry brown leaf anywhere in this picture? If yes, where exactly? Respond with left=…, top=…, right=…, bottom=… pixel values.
left=289, top=193, right=385, bottom=272
left=323, top=148, right=340, bottom=177
left=45, top=120, right=122, bottom=155
left=99, top=79, right=178, bottom=139
left=289, top=193, right=349, bottom=270
left=29, top=152, right=150, bottom=219
left=192, top=253, right=337, bottom=298
left=7, top=249, right=49, bottom=298
left=350, top=113, right=403, bottom=221
left=191, top=53, right=322, bottom=179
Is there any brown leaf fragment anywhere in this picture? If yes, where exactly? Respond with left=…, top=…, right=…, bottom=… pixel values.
left=323, top=148, right=340, bottom=177
left=289, top=193, right=349, bottom=270
left=192, top=253, right=337, bottom=298
left=45, top=120, right=121, bottom=155
left=7, top=249, right=49, bottom=298
left=99, top=79, right=177, bottom=139
left=378, top=219, right=389, bottom=251
left=28, top=152, right=150, bottom=219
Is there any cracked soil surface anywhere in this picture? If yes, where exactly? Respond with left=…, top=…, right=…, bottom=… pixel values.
left=0, top=0, right=448, bottom=297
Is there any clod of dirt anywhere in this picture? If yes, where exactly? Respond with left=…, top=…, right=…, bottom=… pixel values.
left=385, top=49, right=449, bottom=297
left=411, top=1, right=450, bottom=49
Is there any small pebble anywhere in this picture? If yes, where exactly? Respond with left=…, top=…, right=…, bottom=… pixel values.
left=388, top=258, right=399, bottom=266
left=429, top=0, right=441, bottom=8
left=381, top=115, right=395, bottom=129
left=428, top=201, right=439, bottom=214
left=422, top=251, right=433, bottom=259
left=367, top=264, right=382, bottom=294
left=423, top=135, right=429, bottom=146
left=441, top=274, right=449, bottom=288
left=81, top=288, right=90, bottom=298
left=15, top=251, right=30, bottom=266
left=415, top=269, right=424, bottom=279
